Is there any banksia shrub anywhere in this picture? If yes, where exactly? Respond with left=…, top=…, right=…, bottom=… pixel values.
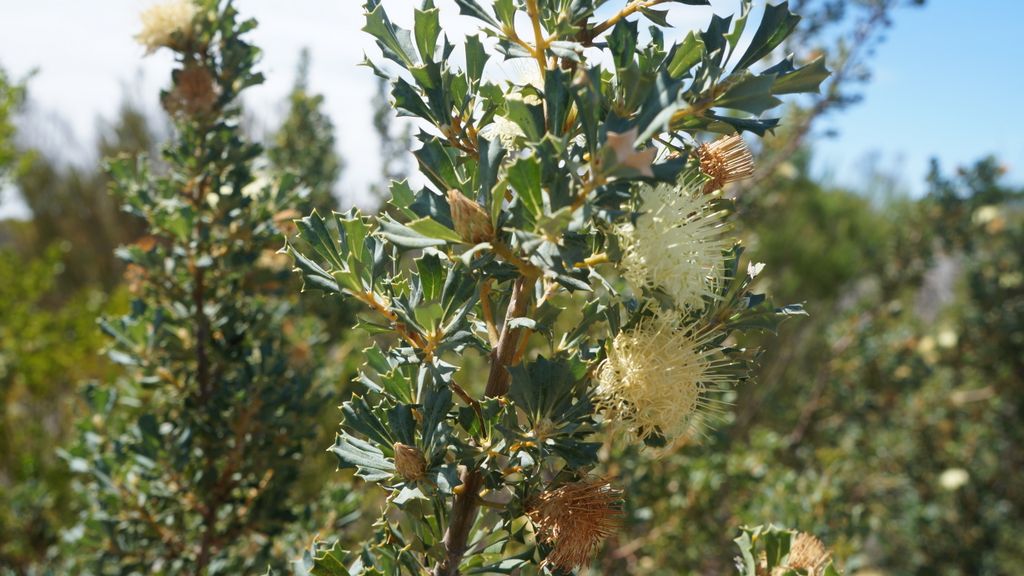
left=289, top=0, right=830, bottom=574
left=62, top=1, right=330, bottom=573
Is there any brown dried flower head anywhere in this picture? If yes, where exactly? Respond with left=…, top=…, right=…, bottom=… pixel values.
left=447, top=189, right=494, bottom=244
left=163, top=64, right=218, bottom=118
left=697, top=134, right=755, bottom=194
left=528, top=477, right=623, bottom=572
left=782, top=532, right=831, bottom=574
left=393, top=442, right=427, bottom=482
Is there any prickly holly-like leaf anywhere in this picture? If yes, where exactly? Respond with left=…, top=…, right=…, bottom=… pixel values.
left=406, top=217, right=463, bottom=243
left=734, top=2, right=801, bottom=70
left=767, top=55, right=831, bottom=95
left=762, top=528, right=793, bottom=570
left=388, top=180, right=417, bottom=219
left=476, top=136, right=506, bottom=205
left=453, top=0, right=500, bottom=29
left=342, top=395, right=393, bottom=448
left=378, top=217, right=448, bottom=248
left=309, top=540, right=353, bottom=576
left=508, top=356, right=590, bottom=426
left=507, top=156, right=542, bottom=219
left=419, top=365, right=453, bottom=451
left=734, top=527, right=759, bottom=576
left=413, top=4, right=441, bottom=62
left=329, top=432, right=394, bottom=482
left=363, top=2, right=418, bottom=69
left=715, top=72, right=784, bottom=115
left=416, top=254, right=445, bottom=301
left=666, top=31, right=705, bottom=78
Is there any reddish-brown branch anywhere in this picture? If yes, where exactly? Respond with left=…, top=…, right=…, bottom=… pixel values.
left=433, top=276, right=536, bottom=576
left=485, top=276, right=535, bottom=398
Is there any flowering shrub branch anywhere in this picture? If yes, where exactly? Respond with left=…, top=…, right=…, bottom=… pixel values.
left=288, top=0, right=836, bottom=573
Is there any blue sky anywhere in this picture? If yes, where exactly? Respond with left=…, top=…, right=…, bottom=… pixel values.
left=1, top=0, right=1021, bottom=217
left=813, top=0, right=1024, bottom=193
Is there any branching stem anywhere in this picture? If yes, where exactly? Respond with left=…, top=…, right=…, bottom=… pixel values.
left=433, top=275, right=536, bottom=576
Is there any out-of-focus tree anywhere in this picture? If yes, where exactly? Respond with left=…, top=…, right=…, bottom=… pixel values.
left=268, top=48, right=343, bottom=213
left=60, top=2, right=335, bottom=572
left=12, top=101, right=157, bottom=289
left=0, top=66, right=23, bottom=178
left=0, top=247, right=126, bottom=571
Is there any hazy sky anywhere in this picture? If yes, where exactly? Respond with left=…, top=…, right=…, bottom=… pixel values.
left=1, top=0, right=1022, bottom=218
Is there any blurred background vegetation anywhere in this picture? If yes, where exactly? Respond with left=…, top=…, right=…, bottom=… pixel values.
left=1, top=0, right=1022, bottom=574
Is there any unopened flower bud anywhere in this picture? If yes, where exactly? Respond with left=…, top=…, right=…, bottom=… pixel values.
left=697, top=134, right=754, bottom=194
left=447, top=189, right=494, bottom=244
left=393, top=442, right=427, bottom=482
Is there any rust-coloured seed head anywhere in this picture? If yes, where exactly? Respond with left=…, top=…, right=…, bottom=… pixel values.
left=392, top=442, right=427, bottom=482
left=697, top=134, right=755, bottom=194
left=784, top=532, right=831, bottom=574
left=447, top=189, right=494, bottom=244
left=163, top=64, right=218, bottom=118
left=528, top=477, right=623, bottom=572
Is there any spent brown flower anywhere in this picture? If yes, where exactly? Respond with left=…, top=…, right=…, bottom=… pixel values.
left=697, top=134, right=754, bottom=194
left=163, top=64, right=218, bottom=118
left=528, top=477, right=623, bottom=572
left=783, top=532, right=831, bottom=574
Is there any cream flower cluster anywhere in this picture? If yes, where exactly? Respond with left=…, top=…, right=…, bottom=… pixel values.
left=136, top=0, right=197, bottom=55
left=618, top=178, right=731, bottom=311
left=480, top=115, right=526, bottom=150
left=595, top=314, right=732, bottom=442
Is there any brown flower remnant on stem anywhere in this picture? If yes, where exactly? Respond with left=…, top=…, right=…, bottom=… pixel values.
left=163, top=64, right=218, bottom=118
left=781, top=532, right=831, bottom=575
left=697, top=134, right=754, bottom=194
left=393, top=443, right=427, bottom=482
left=447, top=189, right=494, bottom=244
left=528, top=477, right=623, bottom=572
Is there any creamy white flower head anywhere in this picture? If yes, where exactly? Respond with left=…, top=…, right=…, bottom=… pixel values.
left=939, top=468, right=969, bottom=491
left=136, top=0, right=197, bottom=55
left=242, top=173, right=273, bottom=199
left=747, top=261, right=766, bottom=279
left=595, top=314, right=734, bottom=442
left=618, top=178, right=731, bottom=311
left=479, top=115, right=526, bottom=150
left=506, top=58, right=545, bottom=90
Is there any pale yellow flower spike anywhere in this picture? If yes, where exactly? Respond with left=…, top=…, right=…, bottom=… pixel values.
left=618, top=178, right=732, bottom=312
left=595, top=315, right=735, bottom=443
left=136, top=0, right=197, bottom=55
